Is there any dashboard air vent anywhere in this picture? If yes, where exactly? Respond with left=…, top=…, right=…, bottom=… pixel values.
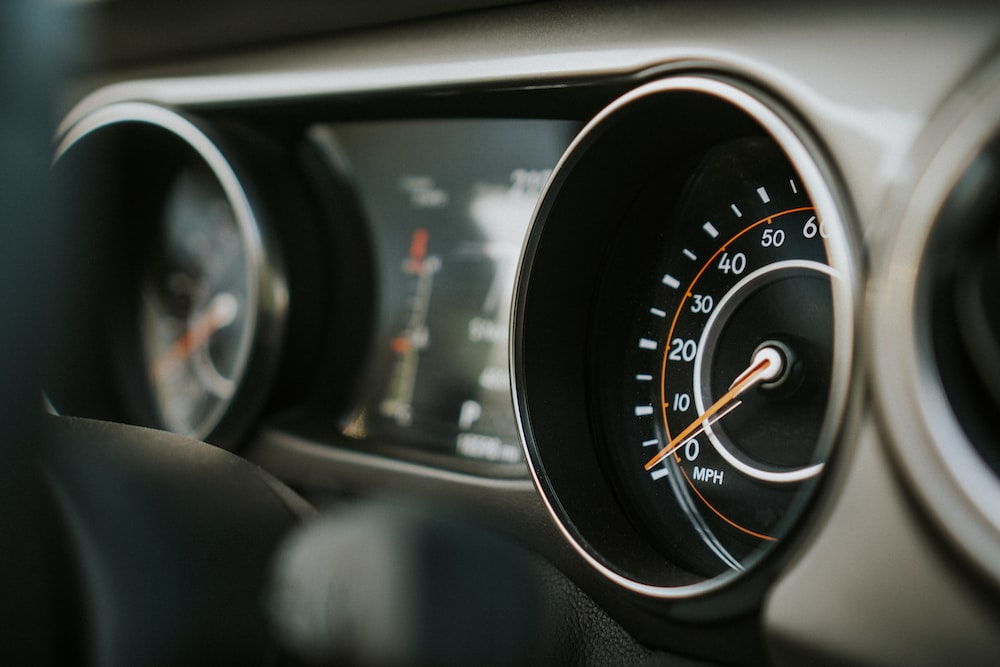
left=925, top=138, right=1000, bottom=477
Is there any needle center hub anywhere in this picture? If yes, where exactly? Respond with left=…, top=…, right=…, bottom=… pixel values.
left=752, top=341, right=792, bottom=389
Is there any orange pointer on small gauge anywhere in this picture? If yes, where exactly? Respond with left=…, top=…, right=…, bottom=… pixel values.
left=644, top=345, right=784, bottom=471
left=151, top=291, right=239, bottom=381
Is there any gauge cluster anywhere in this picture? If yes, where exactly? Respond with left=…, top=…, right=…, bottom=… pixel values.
left=49, top=111, right=579, bottom=469
left=51, top=3, right=1000, bottom=662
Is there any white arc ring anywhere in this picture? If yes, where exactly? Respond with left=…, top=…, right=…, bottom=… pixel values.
left=691, top=259, right=838, bottom=483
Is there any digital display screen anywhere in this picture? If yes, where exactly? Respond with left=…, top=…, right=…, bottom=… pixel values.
left=314, top=120, right=580, bottom=464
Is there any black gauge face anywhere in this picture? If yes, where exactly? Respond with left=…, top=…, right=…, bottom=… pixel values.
left=597, top=137, right=843, bottom=577
left=138, top=160, right=258, bottom=439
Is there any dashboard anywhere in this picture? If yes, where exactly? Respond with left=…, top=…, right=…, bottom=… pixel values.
left=24, top=0, right=1000, bottom=664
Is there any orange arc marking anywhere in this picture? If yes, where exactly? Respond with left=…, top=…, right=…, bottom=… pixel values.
left=678, top=464, right=777, bottom=542
left=657, top=206, right=814, bottom=541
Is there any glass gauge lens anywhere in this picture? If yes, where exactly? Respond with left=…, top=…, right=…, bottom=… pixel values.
left=139, top=160, right=256, bottom=438
left=597, top=137, right=846, bottom=577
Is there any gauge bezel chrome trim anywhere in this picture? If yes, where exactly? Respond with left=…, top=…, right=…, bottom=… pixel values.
left=511, top=74, right=861, bottom=600
left=53, top=101, right=288, bottom=445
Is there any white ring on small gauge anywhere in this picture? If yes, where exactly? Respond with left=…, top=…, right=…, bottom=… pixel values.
left=692, top=259, right=840, bottom=483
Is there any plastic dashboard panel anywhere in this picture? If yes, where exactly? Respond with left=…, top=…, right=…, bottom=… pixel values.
left=60, top=2, right=1000, bottom=665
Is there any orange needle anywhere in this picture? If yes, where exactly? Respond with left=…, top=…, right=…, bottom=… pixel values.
left=647, top=400, right=744, bottom=465
left=152, top=291, right=238, bottom=380
left=644, top=346, right=783, bottom=471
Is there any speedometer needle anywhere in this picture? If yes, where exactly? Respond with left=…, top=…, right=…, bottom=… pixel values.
left=152, top=291, right=239, bottom=380
left=644, top=345, right=784, bottom=471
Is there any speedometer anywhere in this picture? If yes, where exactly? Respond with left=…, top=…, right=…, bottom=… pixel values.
left=596, top=137, right=845, bottom=577
left=514, top=76, right=859, bottom=598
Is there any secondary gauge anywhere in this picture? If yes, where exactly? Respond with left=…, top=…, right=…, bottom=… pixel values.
left=139, top=159, right=264, bottom=439
left=513, top=76, right=858, bottom=600
left=53, top=103, right=288, bottom=446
